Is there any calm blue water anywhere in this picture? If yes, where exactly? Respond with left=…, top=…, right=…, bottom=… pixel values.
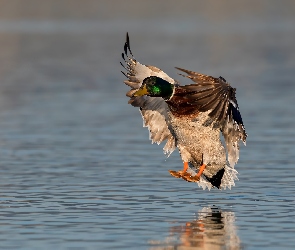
left=0, top=1, right=294, bottom=249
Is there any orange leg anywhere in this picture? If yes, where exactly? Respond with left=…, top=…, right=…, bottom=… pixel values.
left=169, top=162, right=206, bottom=183
left=196, top=164, right=206, bottom=178
left=186, top=164, right=206, bottom=182
left=183, top=161, right=188, bottom=173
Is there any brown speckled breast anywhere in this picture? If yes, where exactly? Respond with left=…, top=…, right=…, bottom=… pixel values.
left=167, top=108, right=227, bottom=178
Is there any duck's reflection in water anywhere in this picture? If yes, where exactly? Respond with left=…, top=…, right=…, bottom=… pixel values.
left=149, top=206, right=241, bottom=250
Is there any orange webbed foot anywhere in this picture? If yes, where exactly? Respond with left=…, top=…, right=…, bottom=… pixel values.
left=169, top=162, right=195, bottom=182
left=169, top=161, right=189, bottom=179
left=169, top=170, right=193, bottom=182
left=169, top=170, right=182, bottom=178
left=183, top=175, right=200, bottom=182
left=169, top=163, right=206, bottom=183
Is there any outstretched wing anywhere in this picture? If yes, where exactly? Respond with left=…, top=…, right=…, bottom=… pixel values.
left=176, top=67, right=247, bottom=167
left=121, top=33, right=176, bottom=156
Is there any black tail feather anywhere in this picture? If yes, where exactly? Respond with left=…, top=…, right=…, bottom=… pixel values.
left=204, top=168, right=225, bottom=189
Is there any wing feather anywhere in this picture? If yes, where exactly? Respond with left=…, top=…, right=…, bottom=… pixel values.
left=176, top=67, right=247, bottom=167
left=121, top=33, right=176, bottom=155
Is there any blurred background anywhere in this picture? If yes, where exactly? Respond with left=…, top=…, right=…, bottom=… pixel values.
left=0, top=0, right=294, bottom=249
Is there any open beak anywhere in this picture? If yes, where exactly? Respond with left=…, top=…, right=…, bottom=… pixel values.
left=132, top=85, right=148, bottom=97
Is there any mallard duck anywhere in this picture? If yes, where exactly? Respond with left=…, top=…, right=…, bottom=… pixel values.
left=121, top=33, right=247, bottom=190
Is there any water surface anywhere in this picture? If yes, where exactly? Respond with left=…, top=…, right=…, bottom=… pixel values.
left=0, top=1, right=295, bottom=249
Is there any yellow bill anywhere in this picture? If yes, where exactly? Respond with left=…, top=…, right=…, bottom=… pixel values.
left=132, top=85, right=148, bottom=96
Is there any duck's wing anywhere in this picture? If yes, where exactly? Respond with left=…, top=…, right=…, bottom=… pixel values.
left=176, top=67, right=247, bottom=167
left=121, top=33, right=176, bottom=156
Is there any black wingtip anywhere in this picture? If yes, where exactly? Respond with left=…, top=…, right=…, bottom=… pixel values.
left=121, top=71, right=128, bottom=77
left=124, top=32, right=134, bottom=57
left=124, top=42, right=128, bottom=55
left=126, top=32, right=130, bottom=47
left=219, top=76, right=227, bottom=82
left=175, top=67, right=183, bottom=72
left=123, top=33, right=130, bottom=55
left=120, top=61, right=127, bottom=70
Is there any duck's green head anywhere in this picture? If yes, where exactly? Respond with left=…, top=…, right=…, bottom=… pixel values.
left=133, top=76, right=174, bottom=100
